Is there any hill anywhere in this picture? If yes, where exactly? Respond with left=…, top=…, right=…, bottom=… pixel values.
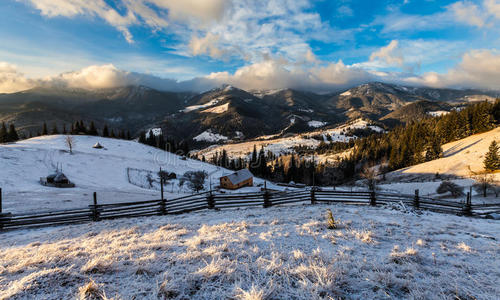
left=391, top=126, right=500, bottom=179
left=0, top=135, right=271, bottom=214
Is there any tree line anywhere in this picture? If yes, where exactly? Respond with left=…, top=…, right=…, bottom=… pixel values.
left=138, top=129, right=191, bottom=157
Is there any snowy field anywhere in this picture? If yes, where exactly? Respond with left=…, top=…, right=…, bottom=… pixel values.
left=1, top=203, right=499, bottom=299
left=0, top=135, right=277, bottom=214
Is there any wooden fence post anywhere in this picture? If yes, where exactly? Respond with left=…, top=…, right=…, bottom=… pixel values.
left=263, top=189, right=271, bottom=208
left=0, top=188, right=2, bottom=230
left=310, top=187, right=316, bottom=205
left=159, top=173, right=167, bottom=215
left=414, top=189, right=420, bottom=209
left=370, top=190, right=376, bottom=206
left=207, top=191, right=215, bottom=209
left=463, top=192, right=472, bottom=216
left=92, top=192, right=100, bottom=221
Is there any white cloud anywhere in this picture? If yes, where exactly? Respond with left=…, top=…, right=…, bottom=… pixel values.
left=188, top=33, right=227, bottom=59
left=337, top=5, right=354, bottom=17
left=0, top=62, right=35, bottom=93
left=449, top=1, right=486, bottom=27
left=23, top=0, right=350, bottom=63
left=405, top=49, right=500, bottom=89
left=27, top=0, right=137, bottom=43
left=369, top=40, right=404, bottom=67
left=485, top=0, right=500, bottom=18
left=3, top=48, right=500, bottom=94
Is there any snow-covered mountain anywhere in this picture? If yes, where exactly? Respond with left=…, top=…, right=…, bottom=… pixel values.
left=0, top=82, right=498, bottom=143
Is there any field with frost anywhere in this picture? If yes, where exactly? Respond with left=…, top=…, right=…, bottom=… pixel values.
left=1, top=204, right=499, bottom=299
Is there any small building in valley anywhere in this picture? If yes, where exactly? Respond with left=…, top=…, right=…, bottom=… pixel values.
left=220, top=169, right=253, bottom=190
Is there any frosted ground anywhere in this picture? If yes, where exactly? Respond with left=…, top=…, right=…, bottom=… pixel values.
left=1, top=204, right=499, bottom=299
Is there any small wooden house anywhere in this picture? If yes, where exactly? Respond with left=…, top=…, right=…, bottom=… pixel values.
left=220, top=169, right=253, bottom=190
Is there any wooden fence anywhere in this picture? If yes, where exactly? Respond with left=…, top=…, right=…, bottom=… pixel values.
left=0, top=187, right=499, bottom=231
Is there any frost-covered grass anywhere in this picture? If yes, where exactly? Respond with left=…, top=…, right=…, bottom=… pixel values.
left=1, top=204, right=499, bottom=299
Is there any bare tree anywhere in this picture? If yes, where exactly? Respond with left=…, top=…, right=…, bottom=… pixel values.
left=180, top=171, right=208, bottom=193
left=469, top=166, right=495, bottom=198
left=436, top=181, right=464, bottom=198
left=65, top=135, right=75, bottom=154
left=361, top=164, right=379, bottom=191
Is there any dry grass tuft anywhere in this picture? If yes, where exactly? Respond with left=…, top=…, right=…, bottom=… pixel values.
left=78, top=280, right=104, bottom=300
left=234, top=285, right=266, bottom=300
left=390, top=246, right=420, bottom=264
left=456, top=242, right=473, bottom=253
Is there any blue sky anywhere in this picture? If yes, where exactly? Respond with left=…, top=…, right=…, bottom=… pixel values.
left=1, top=0, right=500, bottom=92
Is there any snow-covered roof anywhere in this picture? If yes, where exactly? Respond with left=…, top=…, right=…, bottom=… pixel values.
left=222, top=169, right=253, bottom=184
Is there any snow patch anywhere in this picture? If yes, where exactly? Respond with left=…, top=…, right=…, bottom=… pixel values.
left=145, top=128, right=162, bottom=138
left=182, top=99, right=220, bottom=112
left=202, top=103, right=229, bottom=114
left=428, top=111, right=450, bottom=117
left=193, top=130, right=229, bottom=142
left=308, top=120, right=327, bottom=128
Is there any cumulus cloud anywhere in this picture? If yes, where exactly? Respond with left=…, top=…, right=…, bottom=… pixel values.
left=27, top=0, right=137, bottom=43
left=369, top=40, right=404, bottom=67
left=3, top=48, right=500, bottom=94
left=449, top=1, right=486, bottom=27
left=485, top=0, right=500, bottom=18
left=405, top=49, right=500, bottom=89
left=0, top=62, right=36, bottom=93
left=188, top=33, right=227, bottom=59
left=25, top=0, right=231, bottom=44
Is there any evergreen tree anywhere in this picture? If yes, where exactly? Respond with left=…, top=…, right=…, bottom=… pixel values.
left=126, top=130, right=131, bottom=140
left=102, top=125, right=109, bottom=137
left=42, top=122, right=48, bottom=135
left=110, top=129, right=116, bottom=138
left=62, top=124, right=67, bottom=134
left=138, top=131, right=146, bottom=144
left=221, top=149, right=228, bottom=168
left=8, top=124, right=19, bottom=141
left=0, top=122, right=8, bottom=143
left=51, top=123, right=59, bottom=135
left=484, top=141, right=500, bottom=171
left=88, top=122, right=98, bottom=136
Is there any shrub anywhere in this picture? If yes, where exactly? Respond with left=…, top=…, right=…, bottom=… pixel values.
left=436, top=181, right=464, bottom=198
left=179, top=171, right=208, bottom=193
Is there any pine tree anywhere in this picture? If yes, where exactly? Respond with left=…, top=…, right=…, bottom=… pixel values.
left=42, top=122, right=48, bottom=135
left=88, top=121, right=98, bottom=136
left=62, top=124, right=67, bottom=134
left=126, top=130, right=131, bottom=140
left=138, top=131, right=146, bottom=144
left=51, top=123, right=59, bottom=135
left=484, top=141, right=500, bottom=171
left=8, top=124, right=19, bottom=141
left=0, top=122, right=8, bottom=143
left=102, top=125, right=109, bottom=137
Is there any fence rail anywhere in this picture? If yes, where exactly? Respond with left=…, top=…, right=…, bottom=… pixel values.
left=0, top=187, right=499, bottom=231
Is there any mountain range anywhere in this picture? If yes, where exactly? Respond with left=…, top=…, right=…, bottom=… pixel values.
left=0, top=82, right=498, bottom=144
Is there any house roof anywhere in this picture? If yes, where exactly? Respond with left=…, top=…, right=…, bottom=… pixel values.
left=223, top=169, right=253, bottom=184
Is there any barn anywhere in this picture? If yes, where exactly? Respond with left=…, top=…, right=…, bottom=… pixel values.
left=220, top=169, right=253, bottom=190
